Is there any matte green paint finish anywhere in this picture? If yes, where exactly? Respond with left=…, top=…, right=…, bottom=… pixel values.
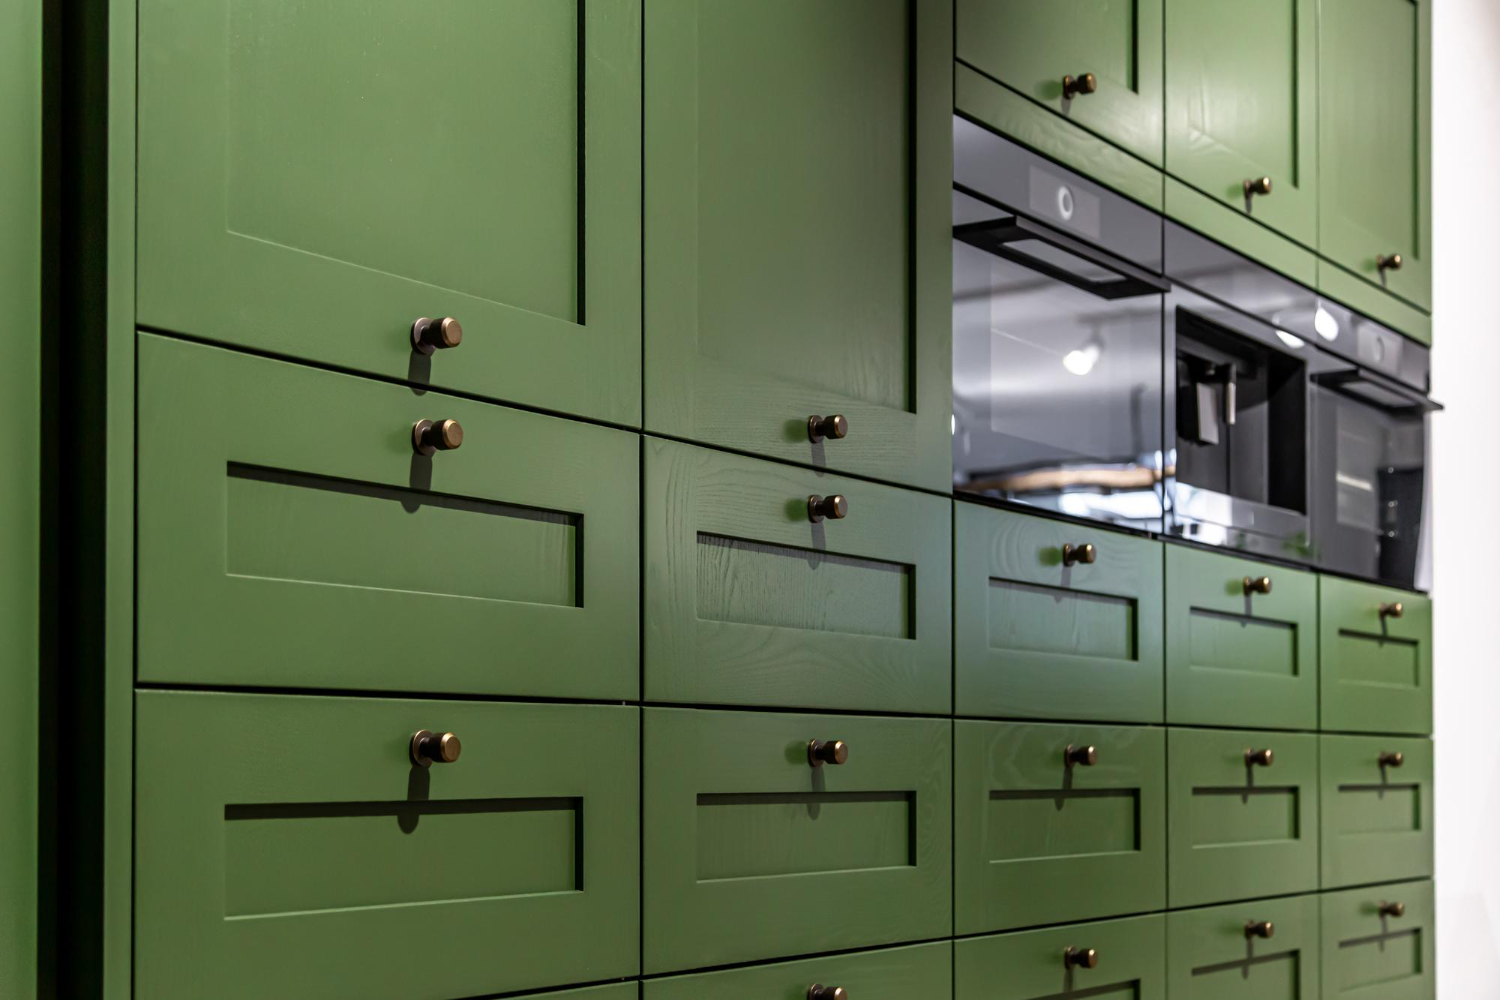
left=1320, top=880, right=1435, bottom=1000
left=1166, top=894, right=1320, bottom=1000
left=642, top=707, right=951, bottom=973
left=955, top=720, right=1165, bottom=934
left=137, top=334, right=639, bottom=698
left=646, top=941, right=952, bottom=1000
left=958, top=0, right=1165, bottom=167
left=645, top=439, right=951, bottom=713
left=1164, top=178, right=1319, bottom=287
left=1165, top=0, right=1318, bottom=246
left=1318, top=257, right=1432, bottom=346
left=138, top=0, right=642, bottom=425
left=1319, top=0, right=1432, bottom=312
left=135, top=692, right=640, bottom=999
left=1320, top=577, right=1432, bottom=735
left=955, top=913, right=1166, bottom=999
left=1320, top=734, right=1433, bottom=888
left=644, top=0, right=953, bottom=491
left=1167, top=727, right=1319, bottom=908
left=1165, top=546, right=1318, bottom=730
left=955, top=502, right=1164, bottom=723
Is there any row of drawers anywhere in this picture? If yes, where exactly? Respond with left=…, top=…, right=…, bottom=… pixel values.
left=134, top=694, right=1432, bottom=998
left=137, top=334, right=1432, bottom=732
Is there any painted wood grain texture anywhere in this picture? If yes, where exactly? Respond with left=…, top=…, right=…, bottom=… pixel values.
left=1166, top=894, right=1320, bottom=1000
left=955, top=913, right=1166, bottom=999
left=1319, top=733, right=1433, bottom=888
left=1320, top=880, right=1435, bottom=1000
left=645, top=941, right=951, bottom=1000
left=1319, top=576, right=1432, bottom=734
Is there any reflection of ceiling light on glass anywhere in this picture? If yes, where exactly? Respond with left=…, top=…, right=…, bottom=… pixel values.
left=1314, top=305, right=1340, bottom=341
left=1275, top=329, right=1305, bottom=349
left=951, top=414, right=957, bottom=435
left=1062, top=344, right=1100, bottom=375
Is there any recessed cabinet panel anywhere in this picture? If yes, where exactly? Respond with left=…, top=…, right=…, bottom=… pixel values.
left=644, top=0, right=952, bottom=490
left=138, top=0, right=641, bottom=424
left=645, top=942, right=952, bottom=1000
left=135, top=692, right=640, bottom=1000
left=954, top=502, right=1164, bottom=723
left=955, top=914, right=1166, bottom=1000
left=955, top=721, right=1166, bottom=933
left=1320, top=734, right=1433, bottom=888
left=1166, top=894, right=1320, bottom=1000
left=1321, top=880, right=1435, bottom=1000
left=1320, top=577, right=1432, bottom=735
left=137, top=334, right=638, bottom=698
left=643, top=708, right=951, bottom=973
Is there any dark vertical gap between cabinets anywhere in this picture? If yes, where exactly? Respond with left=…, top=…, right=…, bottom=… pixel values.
left=636, top=0, right=647, bottom=979
left=575, top=0, right=586, bottom=326
left=904, top=0, right=918, bottom=416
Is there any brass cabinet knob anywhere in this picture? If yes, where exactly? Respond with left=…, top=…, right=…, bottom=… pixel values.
left=808, top=739, right=849, bottom=767
left=1380, top=601, right=1405, bottom=620
left=1062, top=72, right=1098, bottom=99
left=807, top=414, right=849, bottom=443
left=1065, top=744, right=1098, bottom=767
left=1244, top=176, right=1273, bottom=197
left=410, top=730, right=462, bottom=767
left=1245, top=747, right=1275, bottom=767
left=807, top=986, right=847, bottom=1000
left=1064, top=946, right=1098, bottom=969
left=807, top=494, right=849, bottom=523
left=1377, top=253, right=1404, bottom=272
left=1245, top=920, right=1276, bottom=939
left=1379, top=900, right=1406, bottom=918
left=1243, top=576, right=1273, bottom=596
left=411, top=316, right=463, bottom=354
left=1379, top=751, right=1406, bottom=768
left=412, top=418, right=464, bottom=456
left=1062, top=543, right=1097, bottom=567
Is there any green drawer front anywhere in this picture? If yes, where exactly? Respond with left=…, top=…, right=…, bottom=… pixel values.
left=1320, top=734, right=1433, bottom=889
left=1321, top=881, right=1435, bottom=1000
left=954, top=503, right=1164, bottom=723
left=1165, top=546, right=1317, bottom=730
left=1167, top=728, right=1319, bottom=907
left=137, top=334, right=638, bottom=698
left=645, top=439, right=951, bottom=713
left=1166, top=894, right=1320, bottom=1000
left=645, top=941, right=951, bottom=1000
left=955, top=720, right=1165, bottom=934
left=1319, top=577, right=1432, bottom=735
left=955, top=914, right=1166, bottom=1000
left=643, top=707, right=951, bottom=973
left=135, top=692, right=639, bottom=1000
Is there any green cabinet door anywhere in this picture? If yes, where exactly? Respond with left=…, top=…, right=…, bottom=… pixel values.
left=1320, top=577, right=1432, bottom=735
left=135, top=692, right=640, bottom=1000
left=1320, top=734, right=1433, bottom=889
left=1166, top=894, right=1320, bottom=1000
left=1321, top=881, right=1435, bottom=1000
left=138, top=0, right=641, bottom=425
left=1319, top=0, right=1431, bottom=311
left=644, top=0, right=952, bottom=491
left=955, top=502, right=1164, bottom=723
left=955, top=721, right=1165, bottom=934
left=643, top=708, right=951, bottom=973
left=137, top=334, right=638, bottom=699
left=646, top=942, right=951, bottom=1000
left=1166, top=546, right=1318, bottom=730
left=1165, top=0, right=1318, bottom=246
left=957, top=0, right=1165, bottom=167
left=1167, top=728, right=1319, bottom=908
left=645, top=439, right=951, bottom=714
left=955, top=914, right=1166, bottom=1000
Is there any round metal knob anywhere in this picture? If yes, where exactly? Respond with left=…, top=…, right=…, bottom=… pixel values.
left=410, top=730, right=462, bottom=767
left=1245, top=920, right=1275, bottom=939
left=1243, top=576, right=1273, bottom=596
left=807, top=414, right=849, bottom=443
left=808, top=739, right=849, bottom=767
left=1062, top=543, right=1097, bottom=567
left=1377, top=253, right=1404, bottom=272
left=1064, top=946, right=1098, bottom=969
left=807, top=494, right=849, bottom=523
left=1065, top=744, right=1098, bottom=767
left=1244, top=176, right=1273, bottom=197
left=807, top=986, right=847, bottom=1000
left=1062, top=73, right=1098, bottom=99
left=1379, top=751, right=1405, bottom=768
left=1379, top=901, right=1406, bottom=918
left=412, top=418, right=464, bottom=456
left=1380, top=602, right=1405, bottom=620
left=411, top=316, right=463, bottom=354
left=1245, top=747, right=1275, bottom=767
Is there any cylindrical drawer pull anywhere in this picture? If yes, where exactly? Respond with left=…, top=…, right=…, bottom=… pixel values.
left=1245, top=747, right=1275, bottom=767
left=1064, top=946, right=1098, bottom=969
left=1243, top=176, right=1273, bottom=197
left=1065, top=744, right=1098, bottom=767
left=1379, top=901, right=1406, bottom=918
left=807, top=986, right=847, bottom=1000
left=1244, top=920, right=1276, bottom=939
left=1243, top=576, right=1273, bottom=595
left=413, top=418, right=464, bottom=456
left=1379, top=751, right=1406, bottom=768
left=1380, top=601, right=1405, bottom=620
left=410, top=730, right=462, bottom=767
left=411, top=316, right=463, bottom=354
left=808, top=739, right=849, bottom=768
left=807, top=414, right=849, bottom=443
left=1062, top=72, right=1098, bottom=99
left=807, top=494, right=849, bottom=523
left=1062, top=542, right=1097, bottom=567
left=1377, top=253, right=1404, bottom=273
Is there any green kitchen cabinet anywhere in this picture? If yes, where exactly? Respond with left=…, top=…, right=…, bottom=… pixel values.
left=955, top=914, right=1166, bottom=1000
left=1165, top=0, right=1318, bottom=247
left=1166, top=894, right=1320, bottom=1000
left=1319, top=0, right=1432, bottom=312
left=642, top=707, right=951, bottom=974
left=1321, top=734, right=1433, bottom=889
left=1167, top=728, right=1319, bottom=908
left=955, top=721, right=1165, bottom=934
left=1320, top=577, right=1432, bottom=735
left=135, top=692, right=640, bottom=1000
left=644, top=0, right=952, bottom=491
left=646, top=942, right=952, bottom=1000
left=136, top=334, right=639, bottom=699
left=645, top=439, right=951, bottom=714
left=956, top=0, right=1165, bottom=168
left=137, top=0, right=641, bottom=425
left=955, top=502, right=1164, bottom=723
left=1321, top=880, right=1435, bottom=1000
left=1166, top=546, right=1318, bottom=730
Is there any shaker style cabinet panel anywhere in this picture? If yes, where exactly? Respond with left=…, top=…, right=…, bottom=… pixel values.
left=645, top=942, right=952, bottom=1000
left=135, top=692, right=640, bottom=1000
left=1320, top=577, right=1433, bottom=735
left=644, top=439, right=951, bottom=714
left=138, top=0, right=641, bottom=425
left=1320, top=734, right=1434, bottom=888
left=1320, top=880, right=1436, bottom=1000
left=1318, top=0, right=1432, bottom=311
left=136, top=334, right=639, bottom=699
left=955, top=914, right=1166, bottom=1000
left=954, top=503, right=1164, bottom=723
left=642, top=708, right=951, bottom=973
left=644, top=0, right=952, bottom=491
left=1164, top=0, right=1318, bottom=247
left=1166, top=894, right=1321, bottom=1000
left=956, top=0, right=1165, bottom=167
